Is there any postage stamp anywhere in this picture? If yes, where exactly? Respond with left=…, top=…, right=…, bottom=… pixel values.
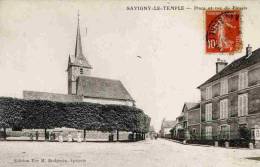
left=206, top=10, right=242, bottom=54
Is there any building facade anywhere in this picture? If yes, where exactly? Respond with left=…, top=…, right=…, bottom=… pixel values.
left=198, top=45, right=260, bottom=143
left=171, top=45, right=260, bottom=147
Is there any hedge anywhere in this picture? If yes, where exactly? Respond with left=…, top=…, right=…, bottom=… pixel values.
left=0, top=97, right=150, bottom=133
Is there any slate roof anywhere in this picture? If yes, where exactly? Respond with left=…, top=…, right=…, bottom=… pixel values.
left=181, top=102, right=200, bottom=113
left=161, top=120, right=177, bottom=129
left=69, top=55, right=92, bottom=69
left=198, top=48, right=260, bottom=88
left=23, top=90, right=83, bottom=103
left=76, top=76, right=134, bottom=101
left=185, top=102, right=200, bottom=110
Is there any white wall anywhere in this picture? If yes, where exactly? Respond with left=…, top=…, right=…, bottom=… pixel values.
left=83, top=97, right=134, bottom=106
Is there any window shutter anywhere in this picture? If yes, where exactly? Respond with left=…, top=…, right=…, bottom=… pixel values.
left=225, top=99, right=228, bottom=118
left=238, top=73, right=241, bottom=90
left=206, top=104, right=208, bottom=121
left=238, top=95, right=242, bottom=116
left=241, top=95, right=246, bottom=116
left=220, top=101, right=222, bottom=119
left=209, top=126, right=212, bottom=138
left=206, top=87, right=209, bottom=100
left=209, top=103, right=212, bottom=120
left=245, top=72, right=248, bottom=88
left=226, top=79, right=228, bottom=94
left=209, top=86, right=212, bottom=99
left=245, top=94, right=248, bottom=115
left=241, top=73, right=244, bottom=89
left=220, top=101, right=223, bottom=119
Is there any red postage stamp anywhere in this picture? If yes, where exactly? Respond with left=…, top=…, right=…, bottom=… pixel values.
left=206, top=10, right=242, bottom=54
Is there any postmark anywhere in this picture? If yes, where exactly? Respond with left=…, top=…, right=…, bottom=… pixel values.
left=206, top=10, right=242, bottom=54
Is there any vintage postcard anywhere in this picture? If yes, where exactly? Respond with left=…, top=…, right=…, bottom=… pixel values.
left=1, top=0, right=260, bottom=167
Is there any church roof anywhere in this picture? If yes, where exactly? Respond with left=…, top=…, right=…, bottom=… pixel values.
left=76, top=76, right=134, bottom=101
left=69, top=54, right=92, bottom=68
left=23, top=90, right=83, bottom=103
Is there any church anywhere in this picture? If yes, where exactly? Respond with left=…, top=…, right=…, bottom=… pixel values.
left=24, top=14, right=135, bottom=107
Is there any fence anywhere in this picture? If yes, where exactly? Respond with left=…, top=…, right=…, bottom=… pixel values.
left=0, top=128, right=146, bottom=142
left=200, top=130, right=240, bottom=140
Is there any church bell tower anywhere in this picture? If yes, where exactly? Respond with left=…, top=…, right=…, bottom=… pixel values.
left=67, top=13, right=92, bottom=95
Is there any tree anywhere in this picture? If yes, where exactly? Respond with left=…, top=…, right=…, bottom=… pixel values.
left=0, top=97, right=150, bottom=134
left=239, top=126, right=251, bottom=141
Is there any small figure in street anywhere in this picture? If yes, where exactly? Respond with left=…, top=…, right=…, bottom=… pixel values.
left=29, top=133, right=33, bottom=141
left=35, top=131, right=39, bottom=141
left=46, top=131, right=49, bottom=140
left=68, top=132, right=72, bottom=142
left=58, top=133, right=63, bottom=142
left=53, top=132, right=56, bottom=141
left=50, top=132, right=54, bottom=141
left=77, top=131, right=82, bottom=142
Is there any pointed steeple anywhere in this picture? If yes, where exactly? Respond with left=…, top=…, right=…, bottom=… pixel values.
left=75, top=12, right=84, bottom=58
left=71, top=11, right=92, bottom=69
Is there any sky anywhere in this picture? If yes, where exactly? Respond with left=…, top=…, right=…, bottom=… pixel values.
left=0, top=0, right=260, bottom=131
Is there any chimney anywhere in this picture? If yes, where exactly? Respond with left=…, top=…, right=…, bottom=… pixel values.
left=246, top=44, right=252, bottom=58
left=216, top=58, right=228, bottom=73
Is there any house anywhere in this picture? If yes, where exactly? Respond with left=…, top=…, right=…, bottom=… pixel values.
left=160, top=118, right=177, bottom=138
left=197, top=45, right=260, bottom=146
left=187, top=103, right=200, bottom=140
left=24, top=14, right=135, bottom=107
left=173, top=102, right=200, bottom=140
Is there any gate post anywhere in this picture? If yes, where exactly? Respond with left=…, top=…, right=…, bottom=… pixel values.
left=117, top=130, right=119, bottom=141
left=44, top=128, right=47, bottom=141
left=84, top=129, right=86, bottom=141
left=3, top=127, right=6, bottom=140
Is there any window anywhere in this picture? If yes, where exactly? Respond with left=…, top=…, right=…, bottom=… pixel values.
left=205, top=126, right=212, bottom=139
left=220, top=99, right=228, bottom=119
left=80, top=68, right=83, bottom=74
left=205, top=103, right=212, bottom=121
left=239, top=71, right=248, bottom=90
left=206, top=86, right=212, bottom=100
left=220, top=79, right=228, bottom=95
left=219, top=125, right=230, bottom=140
left=238, top=93, right=248, bottom=117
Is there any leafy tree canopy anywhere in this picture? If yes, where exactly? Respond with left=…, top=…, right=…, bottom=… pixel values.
left=0, top=97, right=150, bottom=133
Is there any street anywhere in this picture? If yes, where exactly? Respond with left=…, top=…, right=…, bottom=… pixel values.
left=1, top=139, right=260, bottom=167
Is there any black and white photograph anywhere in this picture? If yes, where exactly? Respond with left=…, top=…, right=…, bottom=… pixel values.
left=1, top=0, right=260, bottom=167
